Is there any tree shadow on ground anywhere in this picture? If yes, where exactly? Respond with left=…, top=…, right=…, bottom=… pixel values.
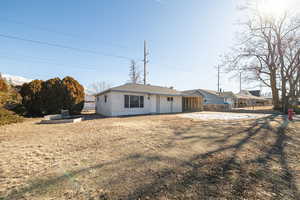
left=230, top=107, right=282, bottom=114
left=2, top=115, right=299, bottom=200
left=121, top=115, right=299, bottom=200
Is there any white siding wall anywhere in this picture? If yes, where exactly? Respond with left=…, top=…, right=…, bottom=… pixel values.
left=95, top=93, right=112, bottom=116
left=158, top=95, right=182, bottom=113
left=96, top=91, right=182, bottom=116
left=173, top=96, right=183, bottom=112
left=150, top=95, right=157, bottom=113
left=110, top=92, right=153, bottom=116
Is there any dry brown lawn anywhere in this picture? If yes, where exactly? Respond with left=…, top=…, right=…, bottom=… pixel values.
left=0, top=113, right=299, bottom=200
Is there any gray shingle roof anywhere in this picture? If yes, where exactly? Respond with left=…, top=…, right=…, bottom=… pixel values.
left=181, top=90, right=204, bottom=97
left=183, top=89, right=222, bottom=97
left=183, top=89, right=239, bottom=99
left=198, top=89, right=220, bottom=96
left=220, top=92, right=236, bottom=98
left=235, top=90, right=268, bottom=100
left=95, top=83, right=183, bottom=96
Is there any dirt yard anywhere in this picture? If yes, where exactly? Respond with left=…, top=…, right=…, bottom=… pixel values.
left=0, top=113, right=299, bottom=200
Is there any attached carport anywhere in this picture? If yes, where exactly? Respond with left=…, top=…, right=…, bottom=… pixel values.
left=182, top=93, right=203, bottom=112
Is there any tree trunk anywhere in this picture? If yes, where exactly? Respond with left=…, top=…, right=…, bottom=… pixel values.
left=270, top=70, right=280, bottom=110
left=276, top=32, right=289, bottom=113
left=281, top=78, right=289, bottom=113
left=272, top=85, right=280, bottom=110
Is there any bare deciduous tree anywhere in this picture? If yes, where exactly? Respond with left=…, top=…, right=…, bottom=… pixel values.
left=224, top=1, right=300, bottom=112
left=88, top=81, right=111, bottom=94
left=128, top=60, right=141, bottom=84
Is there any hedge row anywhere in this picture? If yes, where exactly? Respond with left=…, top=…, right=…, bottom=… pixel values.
left=20, top=76, right=84, bottom=116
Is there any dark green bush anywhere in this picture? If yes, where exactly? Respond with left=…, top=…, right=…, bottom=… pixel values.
left=41, top=78, right=64, bottom=114
left=20, top=80, right=44, bottom=116
left=11, top=104, right=27, bottom=116
left=20, top=76, right=84, bottom=116
left=62, top=76, right=85, bottom=114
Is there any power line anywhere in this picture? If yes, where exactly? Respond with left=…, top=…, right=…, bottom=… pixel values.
left=0, top=18, right=79, bottom=38
left=0, top=17, right=131, bottom=49
left=0, top=50, right=103, bottom=67
left=139, top=60, right=187, bottom=72
left=0, top=54, right=98, bottom=71
left=0, top=33, right=133, bottom=60
left=0, top=32, right=190, bottom=75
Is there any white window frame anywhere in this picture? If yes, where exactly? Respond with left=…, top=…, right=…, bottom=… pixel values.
left=124, top=95, right=144, bottom=108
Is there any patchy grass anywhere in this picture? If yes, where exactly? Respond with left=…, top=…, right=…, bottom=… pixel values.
left=0, top=114, right=299, bottom=199
left=0, top=107, right=23, bottom=126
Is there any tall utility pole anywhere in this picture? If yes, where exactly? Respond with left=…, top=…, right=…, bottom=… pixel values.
left=143, top=40, right=149, bottom=85
left=217, top=65, right=220, bottom=93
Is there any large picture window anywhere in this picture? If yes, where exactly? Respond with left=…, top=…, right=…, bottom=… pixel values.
left=125, top=95, right=129, bottom=108
left=124, top=95, right=144, bottom=108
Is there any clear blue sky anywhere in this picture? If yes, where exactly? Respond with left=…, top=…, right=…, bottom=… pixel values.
left=0, top=0, right=242, bottom=92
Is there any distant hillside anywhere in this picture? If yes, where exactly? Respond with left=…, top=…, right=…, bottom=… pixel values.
left=2, top=74, right=32, bottom=86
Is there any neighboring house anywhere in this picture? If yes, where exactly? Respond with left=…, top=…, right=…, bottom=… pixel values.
left=95, top=83, right=184, bottom=116
left=184, top=89, right=225, bottom=105
left=220, top=91, right=236, bottom=108
left=235, top=90, right=270, bottom=107
left=83, top=94, right=96, bottom=111
left=249, top=90, right=261, bottom=97
left=264, top=96, right=273, bottom=106
left=182, top=89, right=236, bottom=111
left=181, top=90, right=204, bottom=112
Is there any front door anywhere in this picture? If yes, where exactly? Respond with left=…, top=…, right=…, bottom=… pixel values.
left=156, top=95, right=160, bottom=113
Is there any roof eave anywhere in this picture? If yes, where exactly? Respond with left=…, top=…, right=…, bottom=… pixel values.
left=95, top=89, right=183, bottom=96
left=94, top=89, right=112, bottom=96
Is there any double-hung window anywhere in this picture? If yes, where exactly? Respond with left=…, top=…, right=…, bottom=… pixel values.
left=167, top=97, right=174, bottom=102
left=124, top=95, right=144, bottom=108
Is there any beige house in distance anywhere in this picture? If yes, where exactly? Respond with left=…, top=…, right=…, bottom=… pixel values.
left=235, top=90, right=270, bottom=107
